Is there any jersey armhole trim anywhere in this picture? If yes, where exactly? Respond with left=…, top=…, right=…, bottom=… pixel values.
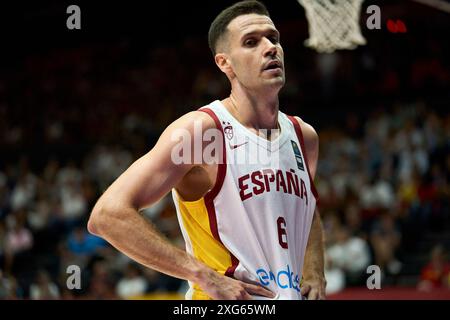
left=287, top=115, right=319, bottom=201
left=197, top=108, right=239, bottom=277
left=197, top=108, right=227, bottom=237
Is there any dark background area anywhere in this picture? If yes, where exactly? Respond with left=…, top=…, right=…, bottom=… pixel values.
left=1, top=0, right=449, bottom=118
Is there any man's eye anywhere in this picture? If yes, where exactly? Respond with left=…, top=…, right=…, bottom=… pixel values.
left=269, top=36, right=279, bottom=44
left=244, top=39, right=256, bottom=46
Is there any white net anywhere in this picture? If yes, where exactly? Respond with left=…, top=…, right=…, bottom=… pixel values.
left=298, top=0, right=367, bottom=53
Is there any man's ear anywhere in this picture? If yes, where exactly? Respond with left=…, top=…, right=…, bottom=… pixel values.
left=215, top=53, right=235, bottom=79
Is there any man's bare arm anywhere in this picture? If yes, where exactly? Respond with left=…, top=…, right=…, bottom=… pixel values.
left=88, top=112, right=208, bottom=280
left=87, top=111, right=274, bottom=300
left=301, top=209, right=326, bottom=299
left=296, top=117, right=326, bottom=299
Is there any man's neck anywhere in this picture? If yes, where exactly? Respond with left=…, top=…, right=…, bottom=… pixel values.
left=224, top=86, right=280, bottom=131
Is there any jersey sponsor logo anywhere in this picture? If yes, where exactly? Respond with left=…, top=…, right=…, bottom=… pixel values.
left=256, top=265, right=301, bottom=292
left=238, top=168, right=309, bottom=205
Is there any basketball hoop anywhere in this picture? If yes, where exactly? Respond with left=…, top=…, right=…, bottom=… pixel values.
left=298, top=0, right=367, bottom=53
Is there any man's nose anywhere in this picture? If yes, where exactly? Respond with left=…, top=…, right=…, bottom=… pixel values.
left=263, top=38, right=277, bottom=58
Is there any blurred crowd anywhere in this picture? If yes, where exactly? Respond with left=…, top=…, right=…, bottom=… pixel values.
left=0, top=14, right=449, bottom=299
left=319, top=102, right=450, bottom=294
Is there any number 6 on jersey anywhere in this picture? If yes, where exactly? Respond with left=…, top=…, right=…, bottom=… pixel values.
left=277, top=217, right=288, bottom=249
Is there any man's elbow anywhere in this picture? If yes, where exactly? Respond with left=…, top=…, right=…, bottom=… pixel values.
left=87, top=207, right=103, bottom=236
left=87, top=213, right=100, bottom=236
left=87, top=198, right=133, bottom=236
left=87, top=202, right=112, bottom=236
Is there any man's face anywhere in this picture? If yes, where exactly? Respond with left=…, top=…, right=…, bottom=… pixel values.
left=220, top=13, right=285, bottom=91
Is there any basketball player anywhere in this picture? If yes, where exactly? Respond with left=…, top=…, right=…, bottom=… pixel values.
left=87, top=0, right=326, bottom=300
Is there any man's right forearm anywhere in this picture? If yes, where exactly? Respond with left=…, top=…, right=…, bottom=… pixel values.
left=88, top=202, right=277, bottom=300
left=88, top=203, right=210, bottom=284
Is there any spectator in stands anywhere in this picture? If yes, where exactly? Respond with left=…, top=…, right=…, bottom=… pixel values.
left=0, top=269, right=22, bottom=299
left=57, top=162, right=87, bottom=231
left=29, top=269, right=61, bottom=300
left=327, top=225, right=371, bottom=286
left=85, top=259, right=118, bottom=299
left=3, top=212, right=33, bottom=274
left=115, top=262, right=148, bottom=299
left=10, top=168, right=37, bottom=212
left=67, top=226, right=107, bottom=255
left=370, top=212, right=402, bottom=278
left=324, top=252, right=346, bottom=295
left=418, top=244, right=450, bottom=291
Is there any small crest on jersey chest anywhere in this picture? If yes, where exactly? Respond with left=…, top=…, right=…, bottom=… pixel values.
left=291, top=140, right=304, bottom=171
left=222, top=121, right=233, bottom=140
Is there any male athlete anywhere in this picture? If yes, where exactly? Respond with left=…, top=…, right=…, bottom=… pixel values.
left=88, top=0, right=326, bottom=300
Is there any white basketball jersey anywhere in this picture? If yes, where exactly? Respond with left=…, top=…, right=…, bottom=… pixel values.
left=172, top=100, right=318, bottom=300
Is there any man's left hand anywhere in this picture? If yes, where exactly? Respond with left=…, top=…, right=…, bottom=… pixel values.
left=300, top=277, right=327, bottom=300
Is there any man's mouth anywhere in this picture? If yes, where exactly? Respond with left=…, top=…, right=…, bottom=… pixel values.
left=262, top=60, right=283, bottom=72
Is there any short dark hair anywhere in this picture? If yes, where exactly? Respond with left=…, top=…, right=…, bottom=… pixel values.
left=208, top=1, right=270, bottom=56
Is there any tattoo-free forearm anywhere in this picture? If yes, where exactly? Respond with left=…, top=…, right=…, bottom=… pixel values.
left=88, top=204, right=208, bottom=284
left=303, top=210, right=325, bottom=282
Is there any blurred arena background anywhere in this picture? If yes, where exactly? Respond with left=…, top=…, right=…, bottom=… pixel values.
left=0, top=0, right=449, bottom=299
